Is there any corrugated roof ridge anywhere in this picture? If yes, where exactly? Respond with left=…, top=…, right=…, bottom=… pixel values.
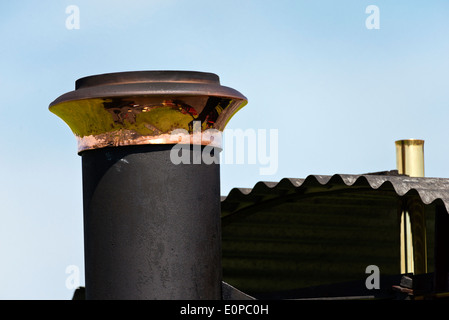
left=221, top=173, right=449, bottom=213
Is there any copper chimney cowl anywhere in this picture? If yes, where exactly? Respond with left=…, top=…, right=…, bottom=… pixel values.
left=49, top=70, right=247, bottom=153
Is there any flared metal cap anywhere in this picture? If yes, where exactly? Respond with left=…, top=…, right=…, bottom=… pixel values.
left=49, top=70, right=247, bottom=153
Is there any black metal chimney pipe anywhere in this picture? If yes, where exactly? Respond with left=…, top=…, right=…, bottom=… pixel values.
left=49, top=71, right=247, bottom=299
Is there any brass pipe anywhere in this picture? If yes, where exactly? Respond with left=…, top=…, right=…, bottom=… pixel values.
left=395, top=139, right=427, bottom=275
left=395, top=139, right=425, bottom=177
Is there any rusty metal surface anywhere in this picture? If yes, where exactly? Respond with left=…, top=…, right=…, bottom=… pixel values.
left=49, top=71, right=247, bottom=153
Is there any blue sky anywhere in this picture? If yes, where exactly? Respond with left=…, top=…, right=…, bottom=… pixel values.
left=0, top=1, right=448, bottom=299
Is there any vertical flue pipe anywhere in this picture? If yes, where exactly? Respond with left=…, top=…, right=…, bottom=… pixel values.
left=395, top=139, right=427, bottom=275
left=49, top=71, right=247, bottom=299
left=395, top=139, right=425, bottom=178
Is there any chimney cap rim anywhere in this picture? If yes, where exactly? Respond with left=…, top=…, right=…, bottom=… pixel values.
left=75, top=70, right=220, bottom=90
left=50, top=70, right=247, bottom=107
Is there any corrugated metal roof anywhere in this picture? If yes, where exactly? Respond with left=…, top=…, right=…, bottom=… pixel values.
left=221, top=173, right=449, bottom=217
left=220, top=172, right=449, bottom=299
